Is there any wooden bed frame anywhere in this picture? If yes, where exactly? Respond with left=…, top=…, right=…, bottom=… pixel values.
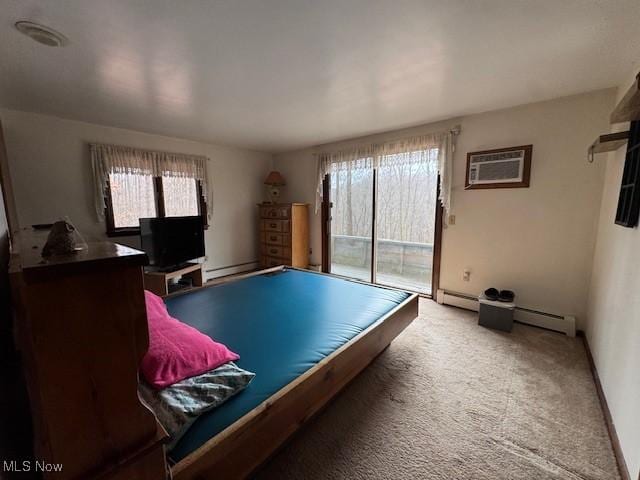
left=10, top=242, right=418, bottom=479
left=169, top=266, right=419, bottom=479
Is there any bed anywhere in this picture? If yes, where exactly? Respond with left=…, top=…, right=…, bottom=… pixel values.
left=164, top=266, right=419, bottom=479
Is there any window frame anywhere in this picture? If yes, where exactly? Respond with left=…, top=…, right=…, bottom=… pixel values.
left=104, top=175, right=208, bottom=237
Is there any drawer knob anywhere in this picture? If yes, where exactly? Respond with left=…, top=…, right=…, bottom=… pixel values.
left=270, top=223, right=277, bottom=228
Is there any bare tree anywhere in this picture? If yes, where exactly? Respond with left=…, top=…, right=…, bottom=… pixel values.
left=330, top=150, right=438, bottom=244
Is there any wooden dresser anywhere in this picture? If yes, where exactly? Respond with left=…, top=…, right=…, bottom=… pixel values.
left=9, top=233, right=169, bottom=479
left=259, top=203, right=309, bottom=268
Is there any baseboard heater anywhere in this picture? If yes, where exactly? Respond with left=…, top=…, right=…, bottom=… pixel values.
left=205, top=261, right=259, bottom=281
left=436, top=289, right=576, bottom=337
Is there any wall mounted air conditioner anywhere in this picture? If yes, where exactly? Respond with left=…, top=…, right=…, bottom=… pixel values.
left=465, top=145, right=532, bottom=189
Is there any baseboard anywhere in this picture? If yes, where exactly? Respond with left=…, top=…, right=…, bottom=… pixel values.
left=578, top=331, right=630, bottom=480
left=205, top=261, right=259, bottom=281
left=436, top=289, right=576, bottom=336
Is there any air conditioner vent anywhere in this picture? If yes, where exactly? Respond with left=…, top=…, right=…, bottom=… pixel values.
left=476, top=160, right=521, bottom=181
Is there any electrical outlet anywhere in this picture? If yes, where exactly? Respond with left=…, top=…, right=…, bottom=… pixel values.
left=449, top=214, right=456, bottom=225
left=463, top=269, right=471, bottom=281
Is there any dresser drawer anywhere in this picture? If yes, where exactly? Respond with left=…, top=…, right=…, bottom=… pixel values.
left=261, top=219, right=290, bottom=233
left=261, top=244, right=291, bottom=259
left=261, top=231, right=290, bottom=246
left=261, top=255, right=289, bottom=268
left=260, top=206, right=291, bottom=219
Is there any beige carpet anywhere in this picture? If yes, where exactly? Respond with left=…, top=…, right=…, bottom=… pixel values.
left=256, top=299, right=619, bottom=480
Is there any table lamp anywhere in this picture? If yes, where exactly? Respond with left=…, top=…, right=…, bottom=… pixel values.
left=264, top=171, right=286, bottom=204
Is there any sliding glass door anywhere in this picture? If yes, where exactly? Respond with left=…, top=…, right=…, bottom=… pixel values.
left=327, top=150, right=439, bottom=294
left=329, top=161, right=374, bottom=282
left=375, top=151, right=438, bottom=293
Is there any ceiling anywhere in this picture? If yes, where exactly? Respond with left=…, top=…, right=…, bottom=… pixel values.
left=1, top=1, right=639, bottom=153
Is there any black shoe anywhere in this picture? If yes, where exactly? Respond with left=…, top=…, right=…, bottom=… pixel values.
left=484, top=288, right=499, bottom=301
left=498, top=290, right=515, bottom=302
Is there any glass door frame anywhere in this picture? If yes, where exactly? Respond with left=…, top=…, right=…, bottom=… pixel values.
left=321, top=172, right=443, bottom=297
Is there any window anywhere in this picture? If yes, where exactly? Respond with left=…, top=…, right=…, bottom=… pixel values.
left=162, top=176, right=199, bottom=217
left=90, top=143, right=210, bottom=235
left=105, top=173, right=206, bottom=236
left=108, top=173, right=157, bottom=229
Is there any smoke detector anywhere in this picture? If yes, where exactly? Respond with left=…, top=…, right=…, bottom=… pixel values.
left=15, top=21, right=68, bottom=47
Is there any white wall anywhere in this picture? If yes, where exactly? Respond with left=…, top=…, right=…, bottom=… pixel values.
left=586, top=73, right=640, bottom=479
left=0, top=109, right=273, bottom=276
left=274, top=89, right=615, bottom=325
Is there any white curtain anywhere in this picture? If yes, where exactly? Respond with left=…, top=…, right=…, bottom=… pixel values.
left=315, top=130, right=456, bottom=218
left=90, top=143, right=212, bottom=221
left=107, top=172, right=157, bottom=228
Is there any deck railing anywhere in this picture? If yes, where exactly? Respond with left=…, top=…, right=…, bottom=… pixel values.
left=331, top=234, right=433, bottom=279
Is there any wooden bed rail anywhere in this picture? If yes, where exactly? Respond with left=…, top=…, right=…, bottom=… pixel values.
left=172, top=290, right=419, bottom=479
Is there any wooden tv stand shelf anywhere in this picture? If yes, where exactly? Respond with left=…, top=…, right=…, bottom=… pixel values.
left=143, top=263, right=204, bottom=297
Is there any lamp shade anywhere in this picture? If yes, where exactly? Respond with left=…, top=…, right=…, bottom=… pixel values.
left=264, top=171, right=286, bottom=186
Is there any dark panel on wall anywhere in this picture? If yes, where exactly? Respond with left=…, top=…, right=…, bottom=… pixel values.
left=0, top=124, right=34, bottom=476
left=615, top=120, right=640, bottom=228
left=0, top=183, right=10, bottom=357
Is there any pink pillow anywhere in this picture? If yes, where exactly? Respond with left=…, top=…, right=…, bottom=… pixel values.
left=141, top=290, right=239, bottom=389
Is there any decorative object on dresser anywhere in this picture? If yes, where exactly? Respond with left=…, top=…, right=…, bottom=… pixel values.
left=263, top=170, right=286, bottom=204
left=259, top=203, right=309, bottom=269
left=9, top=232, right=169, bottom=479
left=465, top=145, right=532, bottom=189
left=41, top=218, right=87, bottom=257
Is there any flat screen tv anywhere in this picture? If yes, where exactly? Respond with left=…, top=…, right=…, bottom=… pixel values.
left=140, top=216, right=205, bottom=269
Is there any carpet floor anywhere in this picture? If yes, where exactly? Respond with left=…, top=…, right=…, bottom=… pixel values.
left=256, top=299, right=620, bottom=480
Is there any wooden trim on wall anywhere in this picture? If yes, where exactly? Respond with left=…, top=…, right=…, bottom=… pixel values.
left=578, top=331, right=630, bottom=480
left=465, top=144, right=532, bottom=190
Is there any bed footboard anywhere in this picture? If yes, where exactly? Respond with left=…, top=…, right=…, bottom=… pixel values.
left=172, top=293, right=419, bottom=479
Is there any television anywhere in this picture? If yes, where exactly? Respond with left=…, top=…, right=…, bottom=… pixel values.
left=139, top=216, right=205, bottom=269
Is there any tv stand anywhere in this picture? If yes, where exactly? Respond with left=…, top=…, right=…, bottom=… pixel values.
left=143, top=262, right=204, bottom=297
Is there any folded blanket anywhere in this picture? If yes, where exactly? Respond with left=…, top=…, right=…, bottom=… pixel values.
left=139, top=361, right=255, bottom=449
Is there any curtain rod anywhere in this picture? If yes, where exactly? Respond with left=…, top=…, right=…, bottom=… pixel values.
left=88, top=142, right=210, bottom=161
left=312, top=126, right=461, bottom=157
